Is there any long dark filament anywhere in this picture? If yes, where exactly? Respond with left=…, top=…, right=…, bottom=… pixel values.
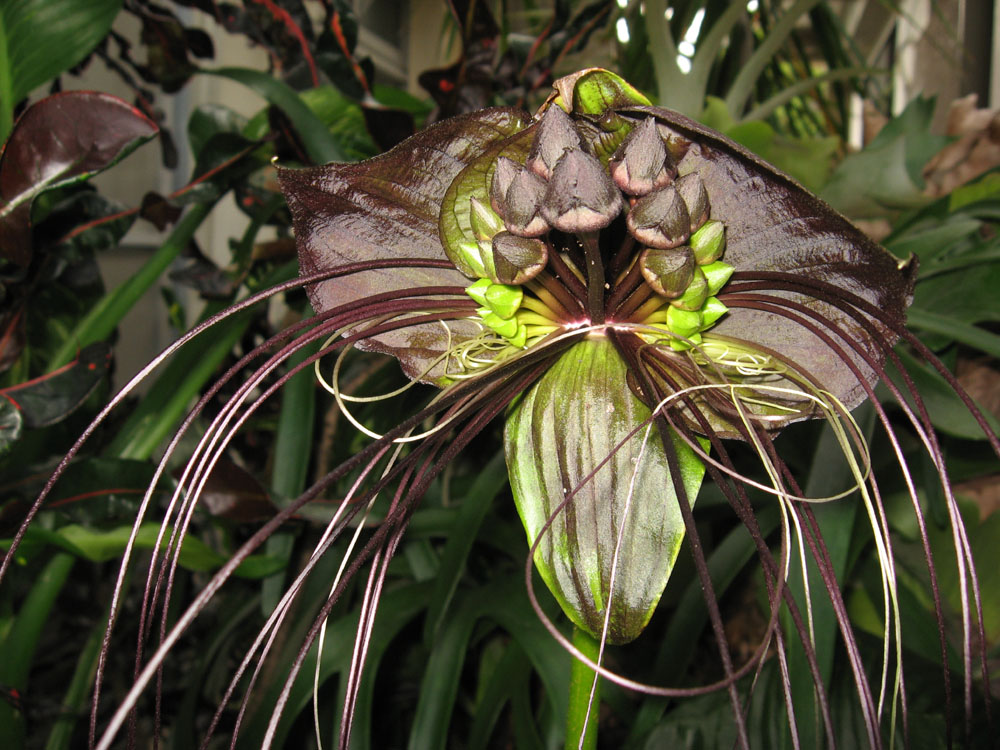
left=617, top=331, right=838, bottom=745
left=723, top=274, right=998, bottom=741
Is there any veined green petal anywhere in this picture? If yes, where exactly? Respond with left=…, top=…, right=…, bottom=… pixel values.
left=505, top=338, right=706, bottom=643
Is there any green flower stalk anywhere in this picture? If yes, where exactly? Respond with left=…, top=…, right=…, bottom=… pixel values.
left=5, top=69, right=996, bottom=749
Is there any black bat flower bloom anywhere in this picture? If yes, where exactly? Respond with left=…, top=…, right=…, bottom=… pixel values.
left=6, top=69, right=995, bottom=749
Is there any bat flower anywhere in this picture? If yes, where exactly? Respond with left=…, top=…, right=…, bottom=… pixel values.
left=278, top=67, right=917, bottom=641
left=9, top=70, right=993, bottom=749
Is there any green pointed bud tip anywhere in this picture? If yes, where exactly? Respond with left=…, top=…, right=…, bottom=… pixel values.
left=669, top=332, right=702, bottom=351
left=469, top=196, right=504, bottom=241
left=702, top=261, right=735, bottom=295
left=466, top=278, right=491, bottom=306
left=571, top=69, right=652, bottom=116
left=669, top=267, right=708, bottom=311
left=484, top=282, right=523, bottom=319
left=690, top=220, right=725, bottom=264
left=666, top=305, right=704, bottom=338
left=701, top=297, right=728, bottom=327
left=451, top=240, right=486, bottom=279
left=483, top=311, right=519, bottom=339
left=509, top=323, right=528, bottom=348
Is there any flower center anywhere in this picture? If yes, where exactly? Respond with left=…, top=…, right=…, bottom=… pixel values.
left=440, top=102, right=735, bottom=376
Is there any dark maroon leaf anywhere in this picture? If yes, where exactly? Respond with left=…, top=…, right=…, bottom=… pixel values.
left=623, top=104, right=916, bottom=412
left=278, top=107, right=530, bottom=382
left=360, top=104, right=415, bottom=152
left=169, top=255, right=237, bottom=299
left=1, top=342, right=111, bottom=428
left=137, top=8, right=200, bottom=92
left=0, top=92, right=158, bottom=267
left=0, top=308, right=26, bottom=374
left=189, top=458, right=275, bottom=523
left=139, top=192, right=183, bottom=230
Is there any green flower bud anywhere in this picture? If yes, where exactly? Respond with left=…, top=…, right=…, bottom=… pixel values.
left=482, top=311, right=519, bottom=338
left=666, top=305, right=704, bottom=339
left=701, top=296, right=728, bottom=327
left=670, top=267, right=709, bottom=311
left=690, top=219, right=725, bottom=264
left=466, top=278, right=491, bottom=306
left=483, top=282, right=523, bottom=319
left=702, top=260, right=735, bottom=296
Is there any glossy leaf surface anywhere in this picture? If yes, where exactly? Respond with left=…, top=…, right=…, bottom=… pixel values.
left=622, top=103, right=916, bottom=413
left=0, top=0, right=122, bottom=139
left=278, top=107, right=529, bottom=382
left=0, top=92, right=158, bottom=266
left=505, top=337, right=706, bottom=644
left=0, top=342, right=111, bottom=429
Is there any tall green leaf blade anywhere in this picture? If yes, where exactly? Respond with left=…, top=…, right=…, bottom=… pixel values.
left=0, top=0, right=122, bottom=141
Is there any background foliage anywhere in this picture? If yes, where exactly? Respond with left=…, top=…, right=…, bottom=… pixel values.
left=1, top=1, right=998, bottom=747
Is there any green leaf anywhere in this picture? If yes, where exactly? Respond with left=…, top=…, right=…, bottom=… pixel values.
left=0, top=0, right=122, bottom=142
left=0, top=552, right=75, bottom=749
left=3, top=524, right=284, bottom=578
left=505, top=337, right=706, bottom=643
left=202, top=68, right=345, bottom=165
left=821, top=96, right=950, bottom=218
left=423, top=450, right=509, bottom=642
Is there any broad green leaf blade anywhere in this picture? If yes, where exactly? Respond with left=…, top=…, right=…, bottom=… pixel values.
left=0, top=91, right=157, bottom=266
left=423, top=450, right=509, bottom=642
left=505, top=337, right=706, bottom=644
left=0, top=0, right=122, bottom=141
left=202, top=67, right=346, bottom=165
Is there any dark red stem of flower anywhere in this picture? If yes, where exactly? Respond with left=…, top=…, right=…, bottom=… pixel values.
left=580, top=232, right=606, bottom=324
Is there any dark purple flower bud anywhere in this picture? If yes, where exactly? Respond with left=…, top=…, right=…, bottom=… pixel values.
left=639, top=245, right=696, bottom=298
left=503, top=167, right=550, bottom=237
left=540, top=149, right=623, bottom=233
left=490, top=156, right=521, bottom=215
left=492, top=231, right=549, bottom=285
left=676, top=172, right=709, bottom=231
left=608, top=117, right=676, bottom=196
left=526, top=105, right=582, bottom=180
left=626, top=184, right=690, bottom=248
